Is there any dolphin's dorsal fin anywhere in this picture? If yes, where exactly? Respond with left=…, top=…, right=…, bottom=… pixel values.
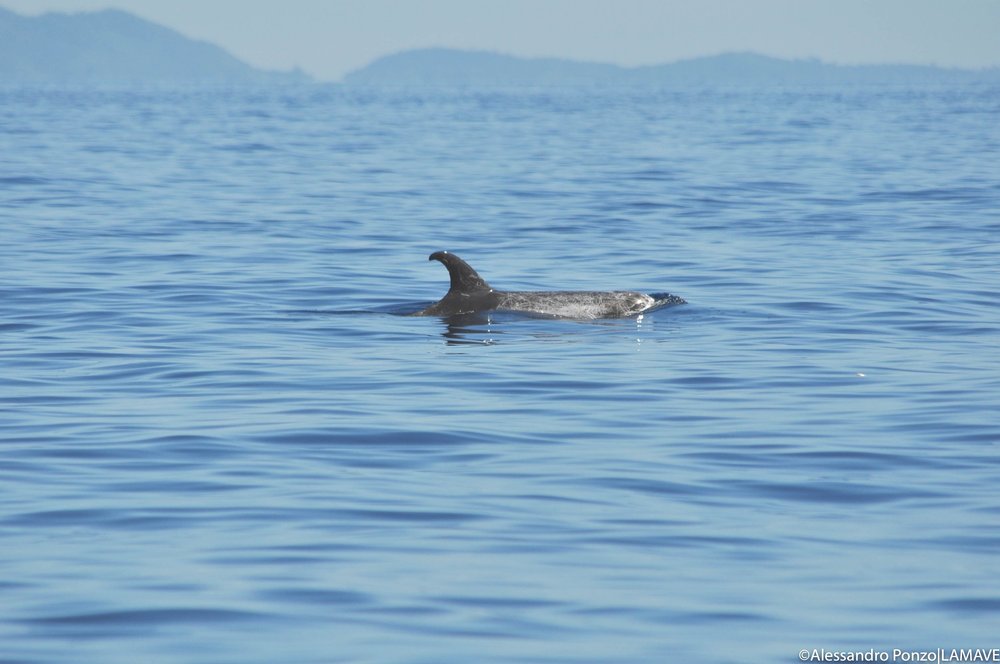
left=429, top=251, right=492, bottom=293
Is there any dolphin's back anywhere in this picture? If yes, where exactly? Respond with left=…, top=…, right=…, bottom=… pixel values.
left=497, top=290, right=655, bottom=319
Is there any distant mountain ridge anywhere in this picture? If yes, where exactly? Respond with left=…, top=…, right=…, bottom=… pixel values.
left=0, top=6, right=308, bottom=85
left=4, top=5, right=997, bottom=88
left=345, top=48, right=1000, bottom=86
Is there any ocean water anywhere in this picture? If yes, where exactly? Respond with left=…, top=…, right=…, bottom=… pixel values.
left=1, top=85, right=999, bottom=663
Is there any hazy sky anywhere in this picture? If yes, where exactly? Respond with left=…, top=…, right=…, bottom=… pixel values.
left=4, top=0, right=1000, bottom=81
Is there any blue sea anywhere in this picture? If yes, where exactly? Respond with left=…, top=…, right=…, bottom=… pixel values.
left=1, top=85, right=999, bottom=663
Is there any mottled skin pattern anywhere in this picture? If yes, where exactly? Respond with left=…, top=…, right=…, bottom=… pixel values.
left=497, top=290, right=656, bottom=318
left=417, top=251, right=685, bottom=319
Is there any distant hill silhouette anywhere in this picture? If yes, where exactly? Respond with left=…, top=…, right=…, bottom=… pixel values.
left=0, top=6, right=308, bottom=85
left=344, top=48, right=1000, bottom=86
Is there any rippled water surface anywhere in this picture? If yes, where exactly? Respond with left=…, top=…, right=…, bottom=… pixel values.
left=2, top=85, right=999, bottom=663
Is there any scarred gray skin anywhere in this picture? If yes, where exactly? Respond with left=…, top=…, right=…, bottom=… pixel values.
left=417, top=251, right=684, bottom=319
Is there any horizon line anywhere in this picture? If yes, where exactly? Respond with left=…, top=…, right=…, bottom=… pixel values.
left=5, top=5, right=999, bottom=81
left=348, top=46, right=1000, bottom=77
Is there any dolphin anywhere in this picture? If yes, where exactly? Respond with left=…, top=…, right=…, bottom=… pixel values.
left=416, top=251, right=685, bottom=319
